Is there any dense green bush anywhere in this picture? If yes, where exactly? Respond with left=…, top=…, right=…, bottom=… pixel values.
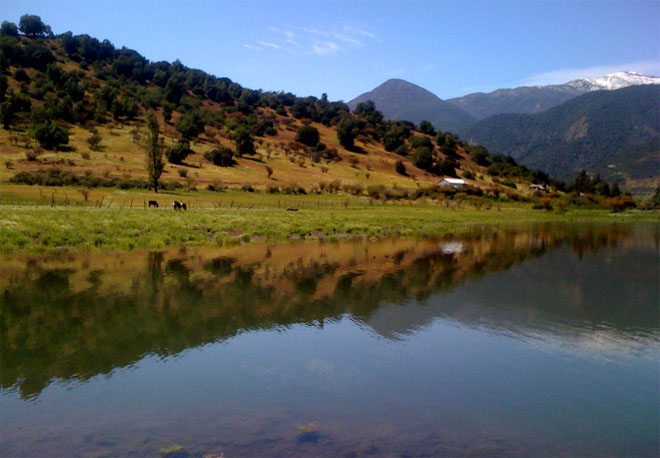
left=166, top=140, right=193, bottom=164
left=32, top=120, right=68, bottom=149
left=295, top=125, right=320, bottom=147
left=204, top=147, right=235, bottom=166
left=233, top=127, right=255, bottom=156
left=410, top=147, right=434, bottom=171
left=409, top=135, right=433, bottom=150
left=10, top=168, right=150, bottom=189
left=418, top=120, right=435, bottom=136
left=395, top=159, right=407, bottom=175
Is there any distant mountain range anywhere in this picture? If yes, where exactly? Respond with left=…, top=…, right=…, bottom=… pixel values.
left=349, top=72, right=660, bottom=131
left=462, top=84, right=660, bottom=190
left=349, top=72, right=660, bottom=191
left=447, top=71, right=660, bottom=121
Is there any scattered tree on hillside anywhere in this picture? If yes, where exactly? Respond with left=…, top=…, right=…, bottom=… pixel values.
left=337, top=116, right=362, bottom=150
left=86, top=132, right=103, bottom=151
left=176, top=111, right=204, bottom=139
left=204, top=147, right=235, bottom=166
left=436, top=158, right=458, bottom=177
left=409, top=135, right=433, bottom=150
left=418, top=120, right=435, bottom=136
left=295, top=125, right=320, bottom=147
left=410, top=147, right=434, bottom=171
left=18, top=14, right=52, bottom=38
left=144, top=112, right=164, bottom=193
left=233, top=127, right=255, bottom=157
left=1, top=21, right=19, bottom=37
left=32, top=120, right=68, bottom=149
left=395, top=159, right=407, bottom=175
left=166, top=139, right=193, bottom=164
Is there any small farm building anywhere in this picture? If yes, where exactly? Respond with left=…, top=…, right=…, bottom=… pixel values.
left=438, top=178, right=466, bottom=188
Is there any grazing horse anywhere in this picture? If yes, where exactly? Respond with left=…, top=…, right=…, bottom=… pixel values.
left=173, top=201, right=182, bottom=210
left=148, top=200, right=159, bottom=208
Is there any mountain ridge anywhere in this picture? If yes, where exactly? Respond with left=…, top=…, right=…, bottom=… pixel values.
left=347, top=79, right=475, bottom=132
left=461, top=84, right=660, bottom=192
left=447, top=71, right=660, bottom=120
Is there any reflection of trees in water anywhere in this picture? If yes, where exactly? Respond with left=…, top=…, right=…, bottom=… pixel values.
left=569, top=227, right=629, bottom=259
left=1, top=223, right=653, bottom=399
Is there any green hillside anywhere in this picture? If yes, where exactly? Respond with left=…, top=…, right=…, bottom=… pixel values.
left=462, top=85, right=660, bottom=192
left=0, top=15, right=561, bottom=201
left=447, top=85, right=582, bottom=120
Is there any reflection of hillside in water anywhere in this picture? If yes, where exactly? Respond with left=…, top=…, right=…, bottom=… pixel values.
left=1, top=223, right=657, bottom=399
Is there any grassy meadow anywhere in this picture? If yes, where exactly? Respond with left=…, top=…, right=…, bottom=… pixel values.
left=1, top=183, right=656, bottom=253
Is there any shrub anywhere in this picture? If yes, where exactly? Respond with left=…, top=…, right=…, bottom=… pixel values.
left=176, top=111, right=205, bottom=139
left=9, top=168, right=151, bottom=189
left=32, top=120, right=68, bottom=150
left=166, top=140, right=193, bottom=164
left=418, top=120, right=435, bottom=135
left=25, top=148, right=43, bottom=161
left=367, top=185, right=386, bottom=199
left=395, top=160, right=407, bottom=175
left=204, top=147, right=235, bottom=166
left=469, top=146, right=491, bottom=166
left=395, top=143, right=409, bottom=157
left=436, top=158, right=457, bottom=177
left=207, top=180, right=226, bottom=192
left=409, top=135, right=433, bottom=150
left=343, top=183, right=364, bottom=196
left=281, top=184, right=307, bottom=194
left=410, top=147, right=434, bottom=171
left=295, top=125, right=320, bottom=147
left=86, top=133, right=103, bottom=151
left=533, top=197, right=553, bottom=210
left=606, top=195, right=636, bottom=212
left=241, top=184, right=255, bottom=192
left=234, top=127, right=255, bottom=156
left=13, top=68, right=30, bottom=83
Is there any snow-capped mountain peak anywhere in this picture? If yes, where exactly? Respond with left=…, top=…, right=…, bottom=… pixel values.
left=566, top=71, right=660, bottom=91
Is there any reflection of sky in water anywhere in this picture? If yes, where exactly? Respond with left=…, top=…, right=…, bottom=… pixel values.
left=1, top=223, right=658, bottom=457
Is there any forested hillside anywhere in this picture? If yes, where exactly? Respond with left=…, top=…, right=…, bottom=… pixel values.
left=462, top=85, right=660, bottom=192
left=447, top=85, right=583, bottom=121
left=0, top=15, right=560, bottom=200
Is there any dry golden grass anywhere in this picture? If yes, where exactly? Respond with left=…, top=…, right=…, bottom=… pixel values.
left=0, top=114, right=462, bottom=194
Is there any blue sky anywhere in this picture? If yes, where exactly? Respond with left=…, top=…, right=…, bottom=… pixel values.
left=2, top=0, right=658, bottom=101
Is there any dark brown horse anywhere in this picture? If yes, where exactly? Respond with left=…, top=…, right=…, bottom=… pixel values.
left=148, top=200, right=159, bottom=208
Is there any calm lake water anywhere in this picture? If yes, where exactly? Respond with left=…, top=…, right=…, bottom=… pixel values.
left=1, top=223, right=658, bottom=457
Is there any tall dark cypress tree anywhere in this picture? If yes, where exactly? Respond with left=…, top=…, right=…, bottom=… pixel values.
left=145, top=112, right=164, bottom=193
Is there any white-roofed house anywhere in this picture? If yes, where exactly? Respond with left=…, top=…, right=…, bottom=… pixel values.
left=438, top=178, right=466, bottom=189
